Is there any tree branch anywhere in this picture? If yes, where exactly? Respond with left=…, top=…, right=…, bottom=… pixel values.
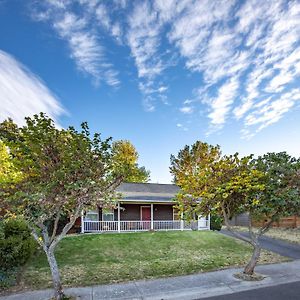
left=221, top=204, right=253, bottom=245
left=28, top=224, right=43, bottom=248
left=258, top=218, right=274, bottom=236
left=258, top=210, right=279, bottom=236
left=50, top=204, right=82, bottom=251
left=50, top=210, right=61, bottom=243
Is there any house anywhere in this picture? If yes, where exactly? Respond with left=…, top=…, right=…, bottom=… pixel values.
left=79, top=182, right=210, bottom=233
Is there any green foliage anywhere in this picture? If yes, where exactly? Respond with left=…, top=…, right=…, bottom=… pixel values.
left=0, top=218, right=36, bottom=289
left=0, top=141, right=23, bottom=186
left=0, top=114, right=126, bottom=297
left=112, top=140, right=150, bottom=183
left=0, top=218, right=36, bottom=269
left=210, top=214, right=223, bottom=231
left=170, top=141, right=265, bottom=221
left=0, top=114, right=121, bottom=228
left=251, top=152, right=300, bottom=221
left=171, top=142, right=300, bottom=226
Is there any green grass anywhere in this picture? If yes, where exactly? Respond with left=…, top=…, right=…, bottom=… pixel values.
left=19, top=231, right=286, bottom=290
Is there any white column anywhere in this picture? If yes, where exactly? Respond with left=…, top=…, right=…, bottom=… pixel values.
left=151, top=203, right=154, bottom=230
left=207, top=214, right=211, bottom=230
left=180, top=212, right=184, bottom=231
left=118, top=202, right=121, bottom=233
left=81, top=210, right=85, bottom=233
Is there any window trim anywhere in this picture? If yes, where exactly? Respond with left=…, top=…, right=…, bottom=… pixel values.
left=102, top=209, right=115, bottom=221
left=85, top=210, right=99, bottom=221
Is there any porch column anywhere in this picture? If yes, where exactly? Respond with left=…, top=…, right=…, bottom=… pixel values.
left=151, top=203, right=154, bottom=230
left=180, top=212, right=184, bottom=231
left=207, top=214, right=211, bottom=230
left=81, top=210, right=85, bottom=233
left=117, top=202, right=121, bottom=233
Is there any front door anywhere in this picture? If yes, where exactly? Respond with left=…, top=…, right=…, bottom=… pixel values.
left=141, top=206, right=151, bottom=221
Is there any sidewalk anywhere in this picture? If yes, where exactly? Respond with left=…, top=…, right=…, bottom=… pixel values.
left=1, top=260, right=300, bottom=300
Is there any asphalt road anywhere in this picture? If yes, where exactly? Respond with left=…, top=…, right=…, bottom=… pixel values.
left=221, top=230, right=300, bottom=259
left=200, top=280, right=300, bottom=300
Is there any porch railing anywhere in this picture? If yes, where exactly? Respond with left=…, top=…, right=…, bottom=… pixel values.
left=82, top=220, right=208, bottom=233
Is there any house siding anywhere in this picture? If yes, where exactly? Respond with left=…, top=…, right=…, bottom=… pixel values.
left=153, top=204, right=173, bottom=220
left=120, top=204, right=141, bottom=220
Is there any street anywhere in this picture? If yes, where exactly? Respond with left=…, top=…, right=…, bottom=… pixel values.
left=201, top=281, right=300, bottom=300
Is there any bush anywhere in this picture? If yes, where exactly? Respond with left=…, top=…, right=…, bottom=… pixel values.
left=0, top=218, right=37, bottom=288
left=210, top=215, right=223, bottom=231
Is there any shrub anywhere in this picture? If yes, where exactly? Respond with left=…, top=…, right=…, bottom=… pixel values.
left=210, top=214, right=223, bottom=231
left=0, top=218, right=36, bottom=288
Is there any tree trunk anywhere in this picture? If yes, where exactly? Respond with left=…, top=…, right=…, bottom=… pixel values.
left=45, top=249, right=64, bottom=300
left=243, top=243, right=261, bottom=275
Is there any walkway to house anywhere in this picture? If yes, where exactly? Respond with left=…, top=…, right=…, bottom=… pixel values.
left=1, top=260, right=300, bottom=300
left=220, top=230, right=300, bottom=259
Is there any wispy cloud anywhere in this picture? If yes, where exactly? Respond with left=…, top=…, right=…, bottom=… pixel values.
left=164, top=0, right=300, bottom=136
left=179, top=106, right=193, bottom=114
left=208, top=77, right=239, bottom=127
left=176, top=123, right=188, bottom=131
left=244, top=89, right=300, bottom=132
left=126, top=1, right=169, bottom=110
left=28, top=0, right=300, bottom=136
left=32, top=0, right=119, bottom=86
left=0, top=50, right=65, bottom=126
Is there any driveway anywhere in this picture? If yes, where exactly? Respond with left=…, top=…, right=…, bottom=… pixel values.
left=221, top=229, right=300, bottom=259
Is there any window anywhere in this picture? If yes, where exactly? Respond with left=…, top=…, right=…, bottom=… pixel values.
left=102, top=209, right=114, bottom=221
left=85, top=210, right=98, bottom=221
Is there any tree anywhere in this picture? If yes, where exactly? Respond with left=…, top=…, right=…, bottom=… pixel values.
left=112, top=140, right=150, bottom=183
left=170, top=141, right=300, bottom=277
left=0, top=141, right=23, bottom=216
left=0, top=140, right=23, bottom=187
left=0, top=114, right=127, bottom=299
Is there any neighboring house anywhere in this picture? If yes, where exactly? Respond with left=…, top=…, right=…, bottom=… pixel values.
left=75, top=182, right=210, bottom=233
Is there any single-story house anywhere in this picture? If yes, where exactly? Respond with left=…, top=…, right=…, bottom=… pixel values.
left=77, top=182, right=210, bottom=233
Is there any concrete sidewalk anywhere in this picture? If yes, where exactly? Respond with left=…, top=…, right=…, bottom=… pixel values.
left=1, top=260, right=300, bottom=300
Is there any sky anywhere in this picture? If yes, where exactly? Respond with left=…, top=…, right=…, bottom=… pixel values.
left=0, top=0, right=300, bottom=183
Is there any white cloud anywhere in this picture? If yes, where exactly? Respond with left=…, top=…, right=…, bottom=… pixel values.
left=32, top=1, right=119, bottom=86
left=244, top=89, right=300, bottom=133
left=127, top=1, right=164, bottom=79
left=208, top=77, right=239, bottom=126
left=29, top=0, right=300, bottom=133
left=176, top=123, right=188, bottom=131
left=0, top=50, right=65, bottom=126
left=179, top=106, right=193, bottom=114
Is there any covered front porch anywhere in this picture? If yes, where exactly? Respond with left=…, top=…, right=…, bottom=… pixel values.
left=81, top=202, right=210, bottom=233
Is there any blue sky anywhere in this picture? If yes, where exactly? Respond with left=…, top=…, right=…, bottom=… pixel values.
left=1, top=0, right=300, bottom=183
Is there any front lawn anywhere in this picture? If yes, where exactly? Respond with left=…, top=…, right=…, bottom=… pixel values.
left=17, top=231, right=286, bottom=291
